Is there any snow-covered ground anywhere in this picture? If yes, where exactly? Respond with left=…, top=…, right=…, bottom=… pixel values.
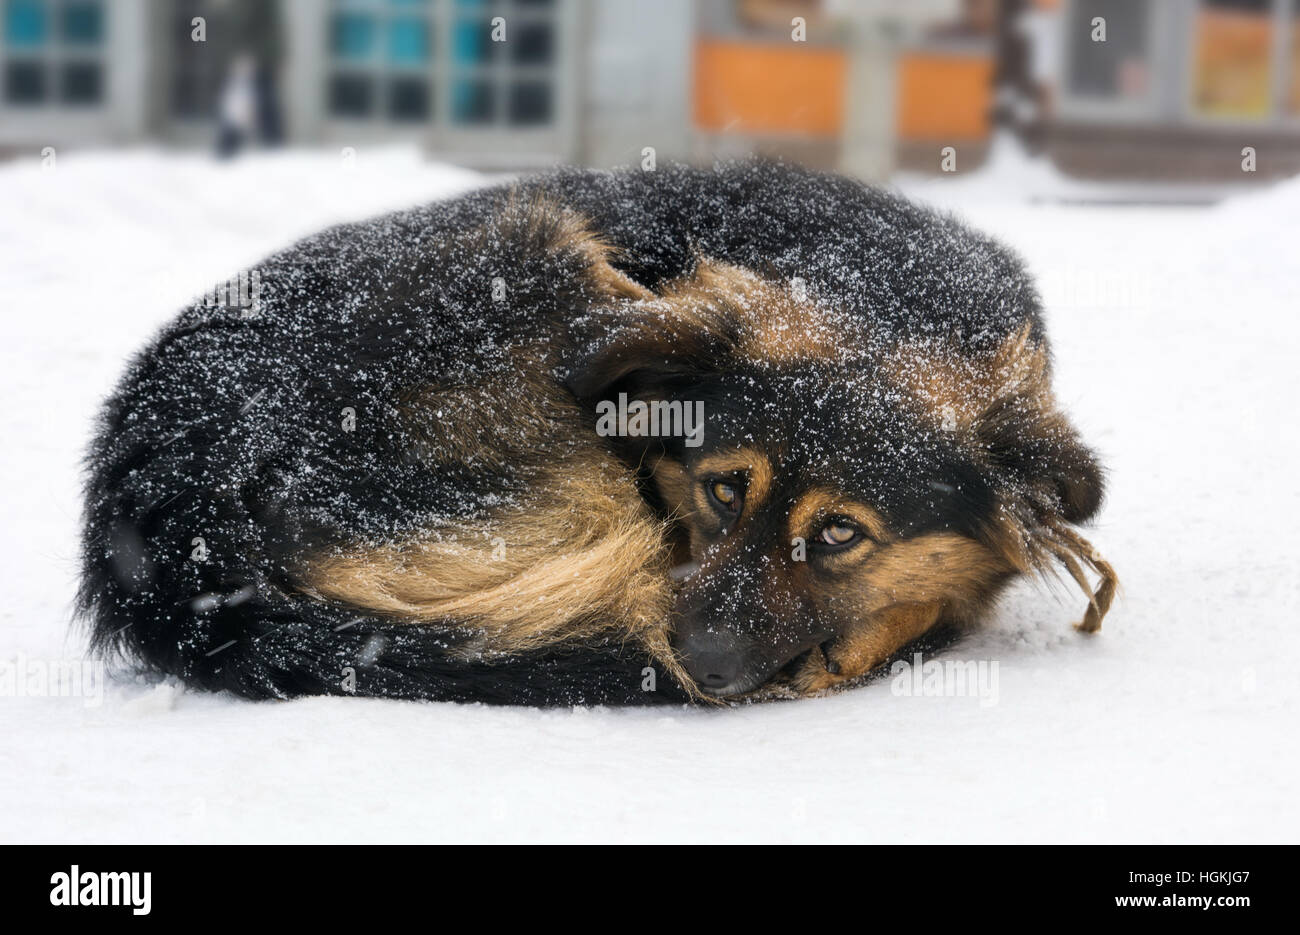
left=2, top=145, right=1296, bottom=843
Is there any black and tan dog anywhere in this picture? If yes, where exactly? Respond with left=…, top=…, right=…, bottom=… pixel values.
left=79, top=161, right=1115, bottom=705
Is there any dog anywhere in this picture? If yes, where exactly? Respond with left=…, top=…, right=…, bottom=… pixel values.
left=78, top=160, right=1115, bottom=705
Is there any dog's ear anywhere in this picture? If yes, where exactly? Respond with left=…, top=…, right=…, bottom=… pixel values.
left=889, top=324, right=1105, bottom=525
left=937, top=327, right=1116, bottom=632
left=978, top=326, right=1104, bottom=523
left=563, top=295, right=733, bottom=406
left=975, top=392, right=1115, bottom=632
left=975, top=393, right=1105, bottom=524
left=560, top=291, right=735, bottom=466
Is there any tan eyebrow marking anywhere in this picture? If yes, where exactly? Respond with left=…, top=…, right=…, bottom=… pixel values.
left=787, top=488, right=891, bottom=543
left=693, top=446, right=774, bottom=508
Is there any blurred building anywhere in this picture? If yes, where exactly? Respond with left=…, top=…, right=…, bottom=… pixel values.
left=0, top=0, right=1297, bottom=181
left=1010, top=0, right=1300, bottom=181
left=693, top=0, right=995, bottom=174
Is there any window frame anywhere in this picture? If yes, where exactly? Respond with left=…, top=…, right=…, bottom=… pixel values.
left=320, top=0, right=577, bottom=165
left=1177, top=0, right=1300, bottom=127
left=1056, top=0, right=1300, bottom=128
left=1055, top=0, right=1168, bottom=124
left=0, top=0, right=108, bottom=110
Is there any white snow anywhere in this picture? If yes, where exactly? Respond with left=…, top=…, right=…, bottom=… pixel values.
left=2, top=144, right=1297, bottom=843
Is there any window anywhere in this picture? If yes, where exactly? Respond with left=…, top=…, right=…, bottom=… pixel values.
left=329, top=0, right=434, bottom=122
left=1, top=0, right=105, bottom=106
left=1066, top=0, right=1152, bottom=100
left=1187, top=0, right=1300, bottom=120
left=449, top=0, right=555, bottom=126
left=328, top=0, right=560, bottom=128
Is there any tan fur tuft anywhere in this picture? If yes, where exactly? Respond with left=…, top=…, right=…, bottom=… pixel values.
left=885, top=322, right=1051, bottom=432
left=655, top=260, right=867, bottom=365
left=494, top=190, right=653, bottom=301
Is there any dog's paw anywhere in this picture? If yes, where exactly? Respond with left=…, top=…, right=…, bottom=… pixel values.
left=788, top=642, right=861, bottom=695
left=788, top=603, right=946, bottom=696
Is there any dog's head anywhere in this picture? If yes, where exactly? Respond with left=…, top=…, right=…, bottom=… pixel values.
left=567, top=260, right=1109, bottom=698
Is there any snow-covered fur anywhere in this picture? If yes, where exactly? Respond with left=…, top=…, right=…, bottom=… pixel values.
left=78, top=161, right=1114, bottom=705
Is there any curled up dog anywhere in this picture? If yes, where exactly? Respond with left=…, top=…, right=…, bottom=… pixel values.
left=78, top=161, right=1116, bottom=705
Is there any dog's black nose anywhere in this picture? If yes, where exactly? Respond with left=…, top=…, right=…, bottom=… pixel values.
left=677, top=631, right=744, bottom=695
left=690, top=651, right=741, bottom=691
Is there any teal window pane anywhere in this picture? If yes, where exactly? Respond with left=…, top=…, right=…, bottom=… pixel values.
left=4, top=0, right=48, bottom=47
left=452, top=19, right=495, bottom=66
left=62, top=0, right=102, bottom=44
left=386, top=17, right=428, bottom=64
left=331, top=13, right=375, bottom=61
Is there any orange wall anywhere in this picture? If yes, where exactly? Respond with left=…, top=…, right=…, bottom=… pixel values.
left=694, top=40, right=847, bottom=135
left=896, top=53, right=993, bottom=139
left=693, top=39, right=992, bottom=140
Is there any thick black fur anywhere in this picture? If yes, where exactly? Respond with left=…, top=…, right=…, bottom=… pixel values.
left=78, top=160, right=1044, bottom=705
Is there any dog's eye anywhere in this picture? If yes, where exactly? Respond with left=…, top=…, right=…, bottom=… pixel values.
left=707, top=480, right=742, bottom=514
left=816, top=522, right=860, bottom=547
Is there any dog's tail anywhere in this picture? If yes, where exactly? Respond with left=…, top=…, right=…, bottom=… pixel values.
left=76, top=379, right=679, bottom=706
